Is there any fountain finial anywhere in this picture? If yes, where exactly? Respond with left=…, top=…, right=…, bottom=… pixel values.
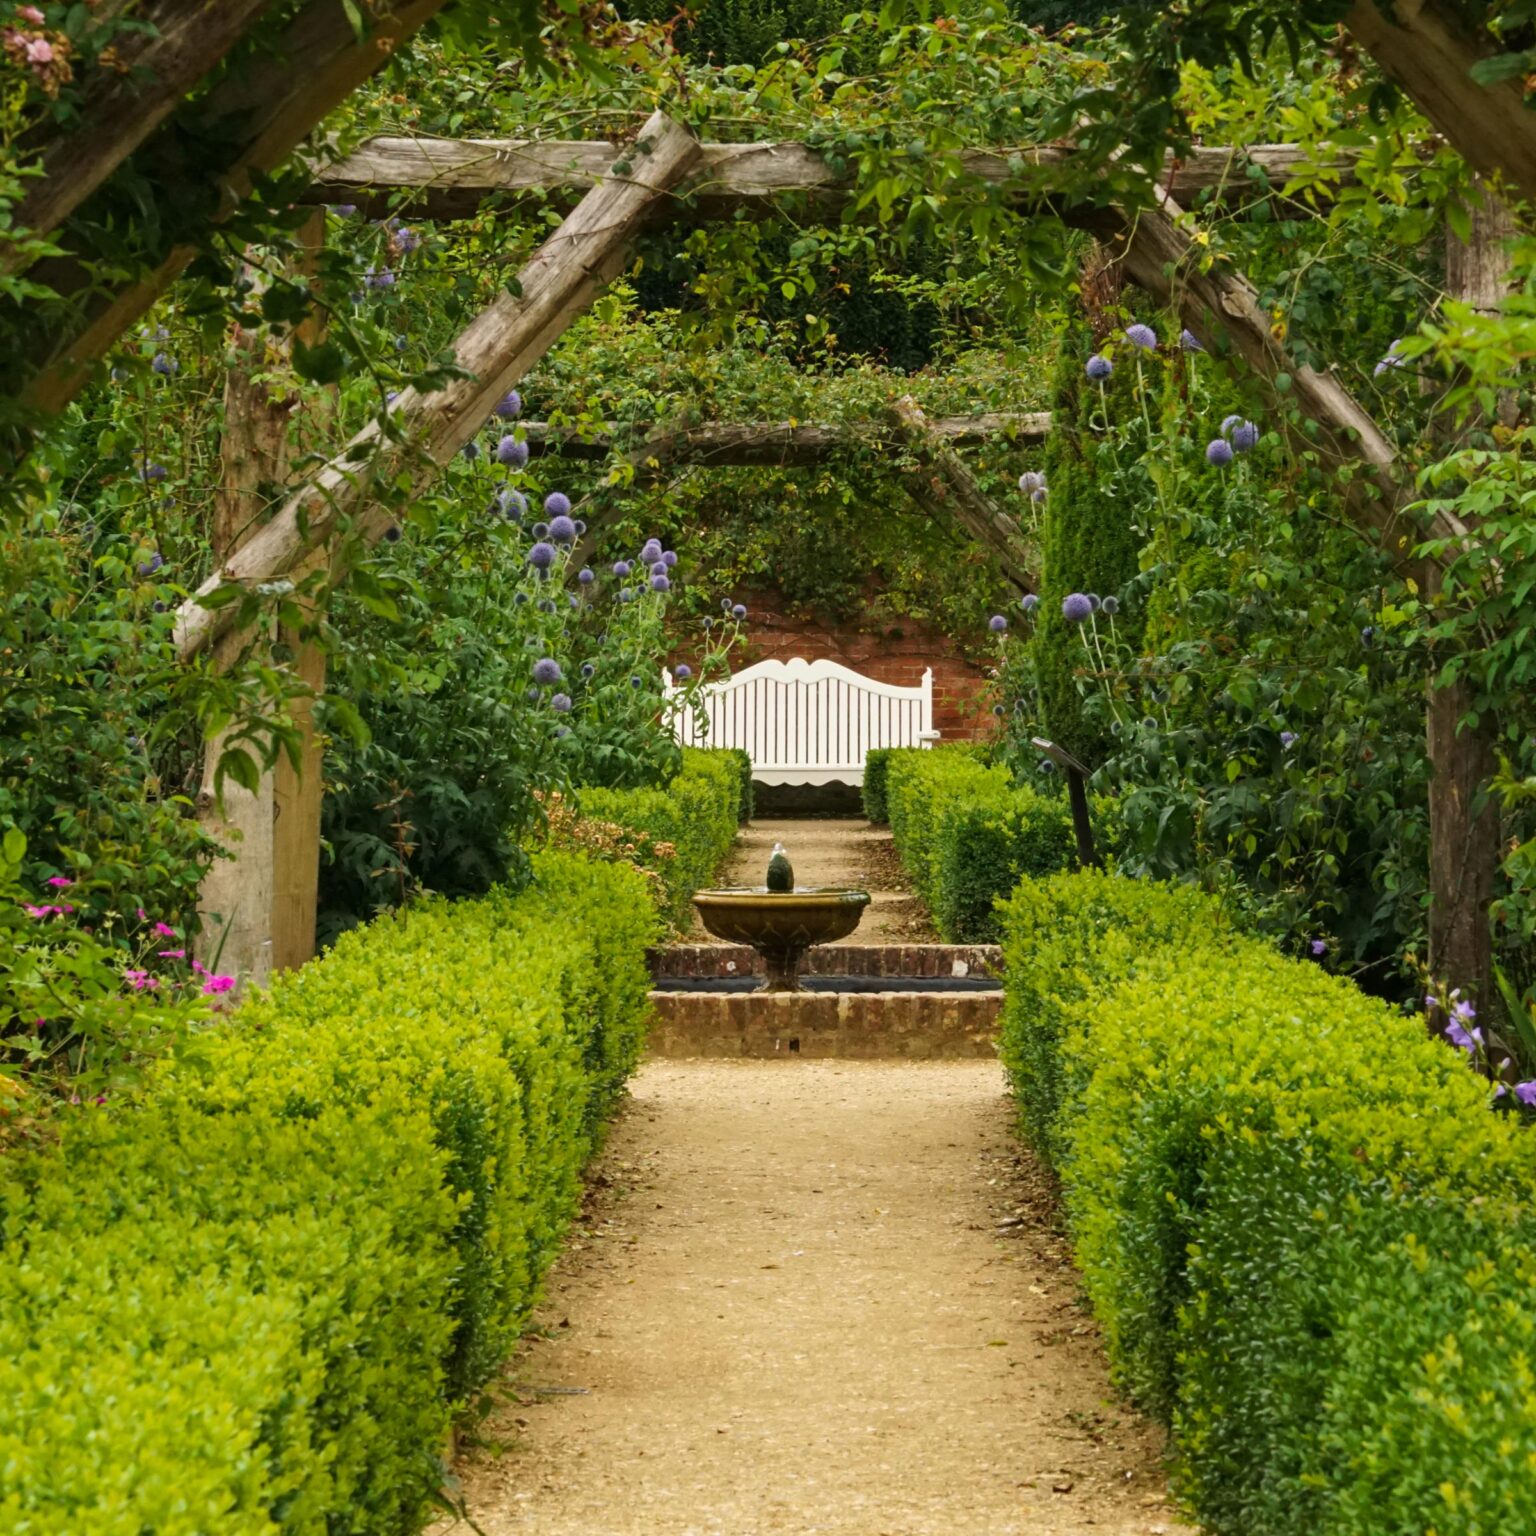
left=766, top=841, right=794, bottom=893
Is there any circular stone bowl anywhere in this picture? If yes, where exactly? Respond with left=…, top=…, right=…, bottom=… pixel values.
left=691, top=887, right=872, bottom=992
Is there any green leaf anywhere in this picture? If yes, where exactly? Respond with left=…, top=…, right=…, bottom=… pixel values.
left=294, top=339, right=347, bottom=385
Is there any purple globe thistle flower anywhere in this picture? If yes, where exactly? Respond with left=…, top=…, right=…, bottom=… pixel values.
left=551, top=692, right=572, bottom=713
left=721, top=598, right=733, bottom=613
left=1101, top=595, right=1120, bottom=616
left=578, top=567, right=595, bottom=585
left=496, top=435, right=528, bottom=468
left=395, top=334, right=408, bottom=353
left=651, top=573, right=671, bottom=593
left=526, top=685, right=540, bottom=701
left=461, top=441, right=481, bottom=461
left=662, top=550, right=678, bottom=568
left=1062, top=593, right=1093, bottom=624
left=651, top=560, right=669, bottom=578
left=549, top=515, right=577, bottom=543
left=675, top=663, right=693, bottom=681
left=569, top=593, right=579, bottom=609
left=993, top=704, right=1006, bottom=717
left=575, top=519, right=586, bottom=536
left=493, top=390, right=522, bottom=420
left=139, top=461, right=168, bottom=483
left=532, top=657, right=562, bottom=686
left=1019, top=471, right=1045, bottom=495
left=1020, top=593, right=1040, bottom=615
left=527, top=541, right=556, bottom=571
left=1361, top=625, right=1376, bottom=648
left=544, top=491, right=572, bottom=518
left=392, top=225, right=421, bottom=256
left=732, top=603, right=747, bottom=621
left=151, top=352, right=177, bottom=376
left=630, top=675, right=644, bottom=689
left=1088, top=594, right=1103, bottom=612
left=513, top=592, right=530, bottom=607
left=1086, top=354, right=1113, bottom=380
left=639, top=538, right=663, bottom=564
left=581, top=662, right=596, bottom=679
left=1311, top=938, right=1327, bottom=957
left=1220, top=414, right=1244, bottom=437
left=1280, top=731, right=1298, bottom=749
left=613, top=560, right=632, bottom=577
left=619, top=587, right=635, bottom=603
left=364, top=267, right=395, bottom=291
left=555, top=725, right=571, bottom=739
left=1230, top=420, right=1260, bottom=452
left=499, top=488, right=527, bottom=520
left=988, top=614, right=1008, bottom=633
left=1031, top=488, right=1046, bottom=504
left=384, top=525, right=402, bottom=543
left=537, top=598, right=556, bottom=614
left=532, top=522, right=549, bottom=538
left=1180, top=329, right=1204, bottom=352
left=137, top=553, right=164, bottom=576
left=1124, top=323, right=1157, bottom=351
left=1206, top=438, right=1234, bottom=467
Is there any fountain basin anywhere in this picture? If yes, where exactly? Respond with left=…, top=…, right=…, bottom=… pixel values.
left=691, top=887, right=871, bottom=992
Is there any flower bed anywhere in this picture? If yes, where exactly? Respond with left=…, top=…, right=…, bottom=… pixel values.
left=0, top=848, right=656, bottom=1534
left=882, top=746, right=1084, bottom=942
left=999, top=869, right=1536, bottom=1536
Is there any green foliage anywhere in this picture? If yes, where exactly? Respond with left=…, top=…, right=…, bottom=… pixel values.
left=862, top=747, right=894, bottom=823
left=884, top=746, right=1086, bottom=941
left=725, top=747, right=756, bottom=822
left=578, top=749, right=742, bottom=928
left=0, top=848, right=654, bottom=1531
left=998, top=868, right=1536, bottom=1534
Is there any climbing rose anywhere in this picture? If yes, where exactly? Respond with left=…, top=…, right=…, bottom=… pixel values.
left=988, top=614, right=1008, bottom=633
left=549, top=515, right=577, bottom=543
left=651, top=573, right=671, bottom=593
left=551, top=693, right=572, bottom=713
left=496, top=435, right=528, bottom=468
left=578, top=567, right=595, bottom=585
left=527, top=541, right=556, bottom=571
left=1124, top=323, right=1157, bottom=350
left=1062, top=593, right=1093, bottom=623
left=532, top=658, right=562, bottom=686
left=1085, top=354, right=1112, bottom=380
left=1206, top=438, right=1234, bottom=467
left=494, top=390, right=522, bottom=420
left=675, top=663, right=693, bottom=680
left=544, top=492, right=572, bottom=517
left=1180, top=329, right=1204, bottom=352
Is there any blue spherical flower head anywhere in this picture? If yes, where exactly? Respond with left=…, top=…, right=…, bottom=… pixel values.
left=544, top=492, right=572, bottom=518
left=1220, top=414, right=1244, bottom=438
left=532, top=522, right=549, bottom=538
left=151, top=352, right=177, bottom=376
left=732, top=603, right=747, bottom=621
left=992, top=704, right=1005, bottom=718
left=555, top=725, right=571, bottom=739
left=499, top=488, right=527, bottom=520
left=496, top=435, right=528, bottom=468
left=537, top=598, right=556, bottom=614
left=651, top=573, right=671, bottom=593
left=139, top=461, right=168, bottom=483
left=494, top=390, right=522, bottom=420
left=578, top=567, right=595, bottom=585
left=581, top=662, right=596, bottom=679
left=1360, top=624, right=1376, bottom=648
left=137, top=553, right=164, bottom=576
left=988, top=614, right=1008, bottom=633
left=526, top=685, right=540, bottom=702
left=1125, top=323, right=1157, bottom=351
left=532, top=658, right=562, bottom=686
left=551, top=692, right=572, bottom=713
left=1088, top=594, right=1102, bottom=612
left=1020, top=593, right=1040, bottom=615
left=514, top=592, right=529, bottom=606
left=330, top=203, right=358, bottom=218
left=1019, top=471, right=1045, bottom=495
left=631, top=675, right=643, bottom=689
left=384, top=525, right=402, bottom=543
left=619, top=588, right=635, bottom=603
left=1062, top=592, right=1093, bottom=624
left=1230, top=420, right=1260, bottom=452
left=575, top=519, right=587, bottom=536
left=662, top=550, right=678, bottom=568
left=1180, top=329, right=1204, bottom=352
left=1086, top=353, right=1113, bottom=380
left=528, top=541, right=556, bottom=571
left=395, top=334, right=408, bottom=353
left=721, top=598, right=733, bottom=614
left=613, top=560, right=632, bottom=577
left=651, top=561, right=669, bottom=578
left=639, top=538, right=663, bottom=565
left=365, top=267, right=395, bottom=290
left=1101, top=595, right=1120, bottom=616
left=675, top=663, right=693, bottom=681
left=462, top=441, right=481, bottom=461
left=1206, top=438, right=1234, bottom=467
left=549, top=515, right=577, bottom=543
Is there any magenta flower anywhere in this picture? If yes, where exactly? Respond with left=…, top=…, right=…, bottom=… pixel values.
left=124, top=969, right=160, bottom=991
left=153, top=921, right=177, bottom=938
left=46, top=876, right=73, bottom=889
left=201, top=974, right=236, bottom=996
left=158, top=948, right=187, bottom=959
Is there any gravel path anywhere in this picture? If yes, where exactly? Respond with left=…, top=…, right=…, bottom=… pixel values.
left=442, top=1061, right=1191, bottom=1535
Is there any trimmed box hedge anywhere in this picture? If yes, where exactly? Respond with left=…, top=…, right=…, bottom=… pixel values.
left=883, top=746, right=1084, bottom=942
left=578, top=747, right=740, bottom=927
left=0, top=848, right=656, bottom=1535
left=862, top=746, right=893, bottom=823
left=1000, top=869, right=1536, bottom=1536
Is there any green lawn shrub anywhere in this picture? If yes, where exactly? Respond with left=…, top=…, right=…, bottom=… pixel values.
left=0, top=848, right=655, bottom=1534
left=884, top=746, right=1084, bottom=941
left=578, top=747, right=740, bottom=927
left=725, top=746, right=755, bottom=822
left=999, top=868, right=1536, bottom=1536
left=862, top=747, right=893, bottom=823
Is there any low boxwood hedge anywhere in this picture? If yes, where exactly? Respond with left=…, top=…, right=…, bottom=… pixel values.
left=999, top=869, right=1536, bottom=1536
left=0, top=848, right=656, bottom=1535
left=883, top=746, right=1086, bottom=942
left=862, top=747, right=893, bottom=823
left=578, top=747, right=740, bottom=927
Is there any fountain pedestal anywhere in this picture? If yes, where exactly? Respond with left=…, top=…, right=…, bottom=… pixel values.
left=691, top=887, right=871, bottom=992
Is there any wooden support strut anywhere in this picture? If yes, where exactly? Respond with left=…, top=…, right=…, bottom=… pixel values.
left=889, top=395, right=1038, bottom=591
left=172, top=110, right=705, bottom=663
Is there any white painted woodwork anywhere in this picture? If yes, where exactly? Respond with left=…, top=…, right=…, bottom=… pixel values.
left=665, top=657, right=939, bottom=786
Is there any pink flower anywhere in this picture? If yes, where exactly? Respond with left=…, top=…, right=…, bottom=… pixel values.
left=24, top=36, right=52, bottom=64
left=153, top=921, right=177, bottom=938
left=18, top=7, right=45, bottom=23
left=24, top=904, right=51, bottom=919
left=201, top=974, right=236, bottom=996
left=136, top=908, right=148, bottom=920
left=191, top=958, right=209, bottom=977
left=46, top=876, right=73, bottom=888
left=157, top=948, right=186, bottom=959
left=123, top=969, right=160, bottom=991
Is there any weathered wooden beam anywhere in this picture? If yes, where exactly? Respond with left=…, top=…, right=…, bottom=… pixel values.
left=890, top=395, right=1037, bottom=591
left=20, top=0, right=450, bottom=417
left=521, top=410, right=1050, bottom=470
left=1347, top=0, right=1536, bottom=208
left=1, top=0, right=281, bottom=281
left=173, top=111, right=704, bottom=662
left=305, top=137, right=1355, bottom=220
left=1082, top=188, right=1468, bottom=583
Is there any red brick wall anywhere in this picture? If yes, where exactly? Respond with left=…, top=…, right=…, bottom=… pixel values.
left=715, top=589, right=995, bottom=743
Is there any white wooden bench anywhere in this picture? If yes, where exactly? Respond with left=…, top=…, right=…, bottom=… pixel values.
left=664, top=656, right=939, bottom=785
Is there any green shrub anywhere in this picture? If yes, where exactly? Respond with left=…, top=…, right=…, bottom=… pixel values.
left=885, top=747, right=1085, bottom=941
left=578, top=748, right=739, bottom=927
left=862, top=747, right=893, bottom=823
left=725, top=746, right=755, bottom=822
left=0, top=849, right=654, bottom=1533
left=999, top=868, right=1536, bottom=1535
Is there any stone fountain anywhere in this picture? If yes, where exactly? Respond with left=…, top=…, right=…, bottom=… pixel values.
left=691, top=843, right=871, bottom=993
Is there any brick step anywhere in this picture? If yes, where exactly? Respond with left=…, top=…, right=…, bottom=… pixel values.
left=647, top=989, right=1000, bottom=1060
left=650, top=942, right=1002, bottom=980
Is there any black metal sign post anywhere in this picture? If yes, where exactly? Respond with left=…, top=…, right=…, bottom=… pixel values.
left=1032, top=737, right=1101, bottom=870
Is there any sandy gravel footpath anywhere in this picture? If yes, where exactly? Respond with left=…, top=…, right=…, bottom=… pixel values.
left=440, top=1061, right=1192, bottom=1536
